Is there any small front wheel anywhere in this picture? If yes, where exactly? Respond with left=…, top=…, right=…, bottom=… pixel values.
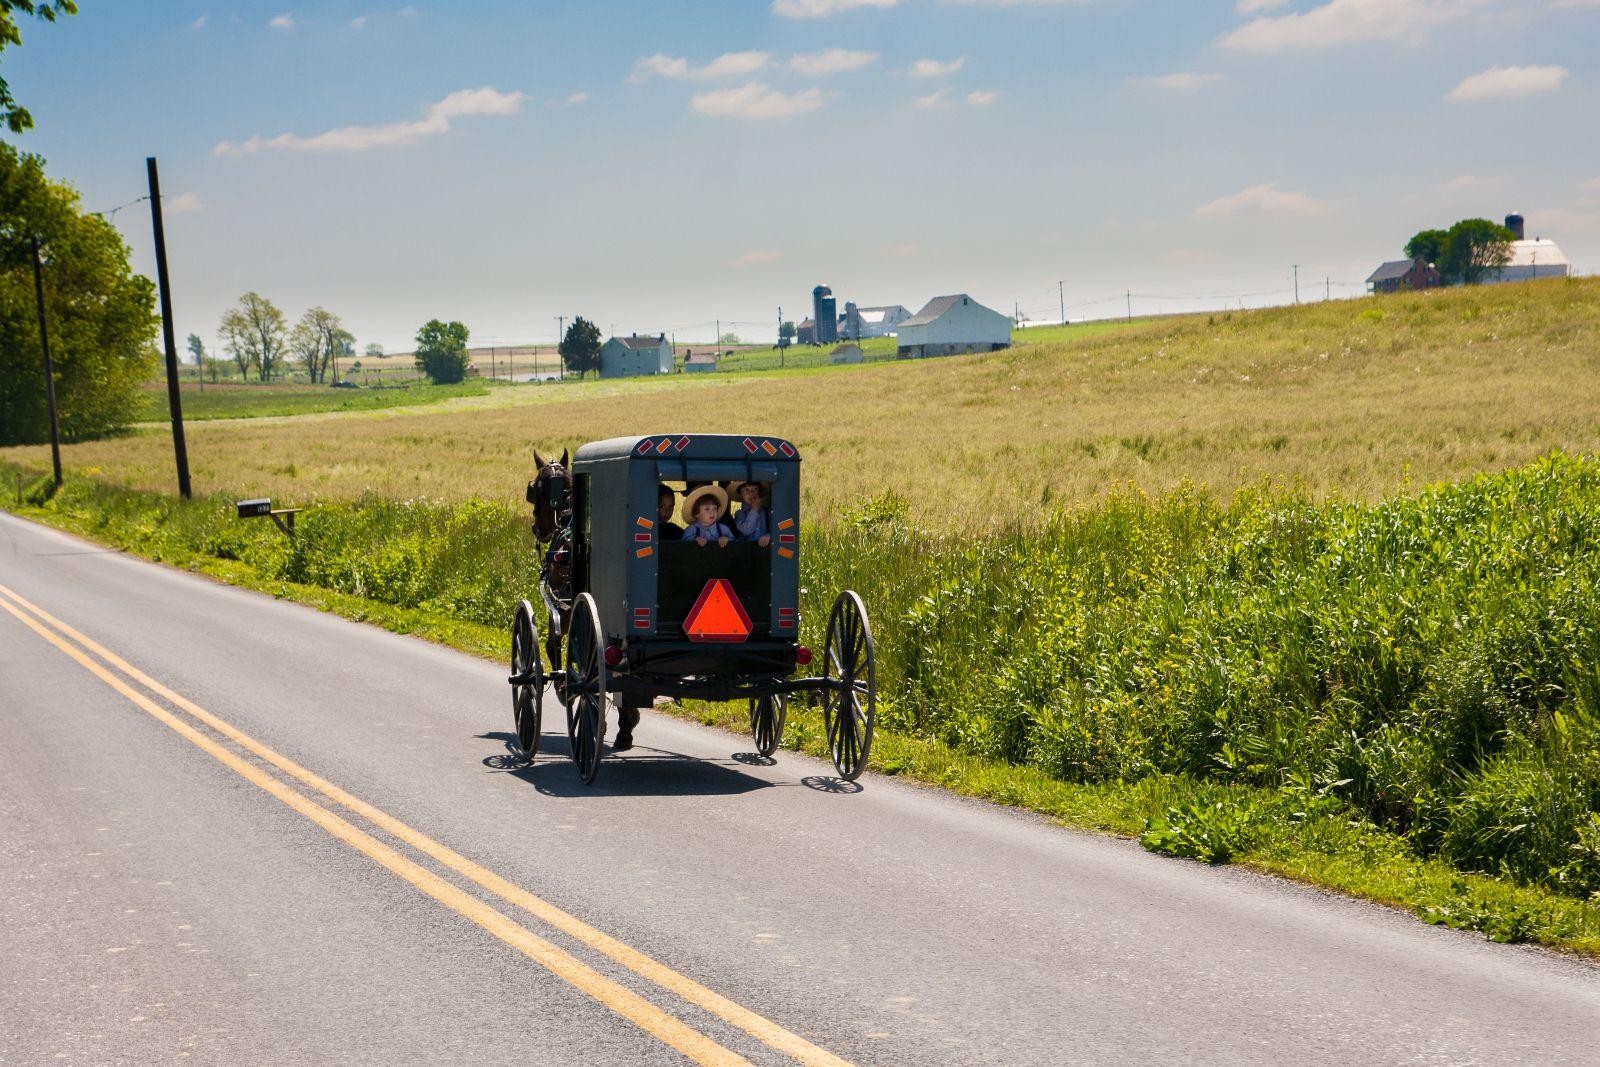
left=749, top=693, right=787, bottom=757
left=510, top=600, right=545, bottom=760
left=822, top=591, right=876, bottom=781
left=564, top=593, right=607, bottom=785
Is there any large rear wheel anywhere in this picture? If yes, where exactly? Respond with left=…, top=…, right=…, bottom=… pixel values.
left=510, top=600, right=545, bottom=760
left=564, top=593, right=607, bottom=785
left=821, top=591, right=876, bottom=781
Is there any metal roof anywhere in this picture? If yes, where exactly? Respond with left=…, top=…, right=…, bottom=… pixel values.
left=900, top=294, right=970, bottom=327
left=1506, top=239, right=1569, bottom=268
left=1366, top=260, right=1417, bottom=284
left=608, top=335, right=669, bottom=350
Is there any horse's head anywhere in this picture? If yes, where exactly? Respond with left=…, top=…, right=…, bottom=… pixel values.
left=527, top=447, right=572, bottom=543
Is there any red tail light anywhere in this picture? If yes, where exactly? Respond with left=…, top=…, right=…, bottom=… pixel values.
left=603, top=645, right=624, bottom=668
left=795, top=645, right=812, bottom=667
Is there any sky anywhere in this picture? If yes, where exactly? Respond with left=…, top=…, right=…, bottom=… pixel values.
left=5, top=0, right=1599, bottom=351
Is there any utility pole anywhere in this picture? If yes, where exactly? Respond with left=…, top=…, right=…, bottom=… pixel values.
left=146, top=157, right=192, bottom=500
left=29, top=237, right=62, bottom=490
left=1058, top=280, right=1065, bottom=326
left=716, top=318, right=720, bottom=350
left=1325, top=276, right=1331, bottom=302
left=555, top=316, right=565, bottom=380
left=1292, top=264, right=1300, bottom=304
left=777, top=306, right=784, bottom=368
left=1126, top=290, right=1132, bottom=323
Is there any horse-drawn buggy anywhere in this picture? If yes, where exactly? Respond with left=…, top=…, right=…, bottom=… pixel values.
left=508, top=434, right=876, bottom=785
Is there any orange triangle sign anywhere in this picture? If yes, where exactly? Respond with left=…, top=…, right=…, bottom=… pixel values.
left=684, top=579, right=753, bottom=643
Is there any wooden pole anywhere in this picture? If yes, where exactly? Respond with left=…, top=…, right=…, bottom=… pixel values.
left=146, top=157, right=192, bottom=499
left=29, top=237, right=62, bottom=489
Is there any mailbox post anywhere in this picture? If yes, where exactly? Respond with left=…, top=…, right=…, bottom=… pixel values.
left=236, top=497, right=302, bottom=538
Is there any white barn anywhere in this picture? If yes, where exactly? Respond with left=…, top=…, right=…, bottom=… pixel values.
left=840, top=303, right=912, bottom=339
left=1487, top=239, right=1570, bottom=284
left=600, top=334, right=673, bottom=378
left=895, top=294, right=1012, bottom=359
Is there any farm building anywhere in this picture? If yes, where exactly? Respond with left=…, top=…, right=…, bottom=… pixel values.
left=682, top=350, right=719, bottom=374
left=599, top=334, right=673, bottom=378
left=840, top=303, right=912, bottom=340
left=1488, top=241, right=1570, bottom=283
left=830, top=343, right=863, bottom=364
left=796, top=317, right=818, bottom=346
left=1366, top=258, right=1441, bottom=294
left=895, top=294, right=1012, bottom=360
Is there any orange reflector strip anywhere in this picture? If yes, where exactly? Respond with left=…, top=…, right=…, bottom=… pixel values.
left=637, top=516, right=654, bottom=529
left=683, top=579, right=752, bottom=643
left=777, top=548, right=794, bottom=559
left=761, top=440, right=777, bottom=456
left=635, top=547, right=654, bottom=558
left=777, top=518, right=795, bottom=531
left=656, top=439, right=672, bottom=453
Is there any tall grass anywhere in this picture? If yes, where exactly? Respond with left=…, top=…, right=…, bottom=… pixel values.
left=11, top=453, right=1600, bottom=900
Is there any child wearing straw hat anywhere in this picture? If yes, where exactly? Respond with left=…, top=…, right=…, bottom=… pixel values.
left=680, top=484, right=733, bottom=547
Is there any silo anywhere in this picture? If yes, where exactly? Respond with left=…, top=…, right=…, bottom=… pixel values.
left=813, top=285, right=838, bottom=344
left=1505, top=213, right=1525, bottom=240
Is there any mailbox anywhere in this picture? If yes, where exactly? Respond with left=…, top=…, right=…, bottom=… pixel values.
left=237, top=498, right=272, bottom=518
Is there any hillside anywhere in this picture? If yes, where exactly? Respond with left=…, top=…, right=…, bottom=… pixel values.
left=7, top=277, right=1600, bottom=528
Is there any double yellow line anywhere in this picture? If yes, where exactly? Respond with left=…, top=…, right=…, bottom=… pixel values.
left=0, top=582, right=850, bottom=1067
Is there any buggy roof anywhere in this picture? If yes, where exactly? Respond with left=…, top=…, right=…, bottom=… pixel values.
left=575, top=434, right=801, bottom=465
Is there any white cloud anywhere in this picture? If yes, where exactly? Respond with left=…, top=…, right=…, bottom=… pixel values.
left=1582, top=177, right=1600, bottom=192
left=1220, top=0, right=1478, bottom=52
left=1196, top=182, right=1328, bottom=216
left=1234, top=0, right=1288, bottom=11
left=630, top=51, right=771, bottom=82
left=190, top=13, right=207, bottom=29
left=913, top=88, right=950, bottom=108
left=967, top=89, right=1000, bottom=106
left=1134, top=71, right=1224, bottom=92
left=907, top=57, right=966, bottom=78
left=213, top=86, right=527, bottom=156
left=1447, top=64, right=1568, bottom=101
left=350, top=15, right=367, bottom=29
left=771, top=0, right=901, bottom=17
left=690, top=83, right=823, bottom=119
left=789, top=48, right=879, bottom=76
left=1440, top=174, right=1488, bottom=190
left=732, top=250, right=784, bottom=268
left=566, top=90, right=589, bottom=105
left=269, top=13, right=294, bottom=30
left=165, top=192, right=203, bottom=214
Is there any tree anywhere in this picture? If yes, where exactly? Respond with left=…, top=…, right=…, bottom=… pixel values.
left=0, top=141, right=157, bottom=446
left=1404, top=229, right=1448, bottom=265
left=185, top=332, right=205, bottom=366
left=219, top=292, right=286, bottom=381
left=288, top=306, right=349, bottom=383
left=778, top=320, right=795, bottom=349
left=558, top=316, right=602, bottom=378
left=719, top=331, right=741, bottom=345
left=414, top=319, right=470, bottom=383
left=1439, top=218, right=1515, bottom=286
left=1, top=2, right=75, bottom=135
left=364, top=341, right=384, bottom=359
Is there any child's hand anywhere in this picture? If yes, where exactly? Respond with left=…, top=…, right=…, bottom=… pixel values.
left=696, top=536, right=708, bottom=548
left=758, top=534, right=770, bottom=547
left=717, top=535, right=729, bottom=548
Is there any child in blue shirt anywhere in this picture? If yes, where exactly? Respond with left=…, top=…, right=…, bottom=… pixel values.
left=731, top=480, right=771, bottom=546
left=681, top=484, right=732, bottom=547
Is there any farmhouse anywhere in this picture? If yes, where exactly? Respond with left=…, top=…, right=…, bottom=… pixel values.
left=840, top=303, right=912, bottom=339
left=599, top=334, right=673, bottom=378
left=895, top=294, right=1012, bottom=359
left=1366, top=258, right=1441, bottom=294
left=830, top=343, right=863, bottom=364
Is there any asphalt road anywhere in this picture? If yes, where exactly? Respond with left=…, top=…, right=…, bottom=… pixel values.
left=2, top=510, right=1598, bottom=1066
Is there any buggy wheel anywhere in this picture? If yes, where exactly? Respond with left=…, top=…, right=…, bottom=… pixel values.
left=510, top=600, right=546, bottom=760
left=822, top=591, right=876, bottom=782
left=749, top=693, right=787, bottom=757
left=564, top=593, right=607, bottom=785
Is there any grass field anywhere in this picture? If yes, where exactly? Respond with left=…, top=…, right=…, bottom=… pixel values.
left=136, top=379, right=495, bottom=421
left=22, top=277, right=1600, bottom=525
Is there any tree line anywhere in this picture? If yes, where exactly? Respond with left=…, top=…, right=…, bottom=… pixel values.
left=1404, top=218, right=1517, bottom=286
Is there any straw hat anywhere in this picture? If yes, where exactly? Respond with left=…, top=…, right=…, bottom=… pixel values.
left=681, top=483, right=728, bottom=524
left=726, top=480, right=765, bottom=502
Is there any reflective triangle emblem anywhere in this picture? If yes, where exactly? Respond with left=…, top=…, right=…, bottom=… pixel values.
left=683, top=579, right=753, bottom=643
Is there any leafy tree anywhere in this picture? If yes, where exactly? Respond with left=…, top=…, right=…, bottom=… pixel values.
left=185, top=332, right=205, bottom=366
left=0, top=1, right=75, bottom=135
left=719, top=331, right=741, bottom=345
left=558, top=316, right=602, bottom=378
left=364, top=341, right=384, bottom=359
left=1440, top=218, right=1515, bottom=286
left=414, top=319, right=470, bottom=383
left=1404, top=229, right=1449, bottom=265
left=778, top=320, right=795, bottom=349
left=288, top=306, right=349, bottom=383
left=219, top=292, right=286, bottom=381
left=0, top=142, right=157, bottom=445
